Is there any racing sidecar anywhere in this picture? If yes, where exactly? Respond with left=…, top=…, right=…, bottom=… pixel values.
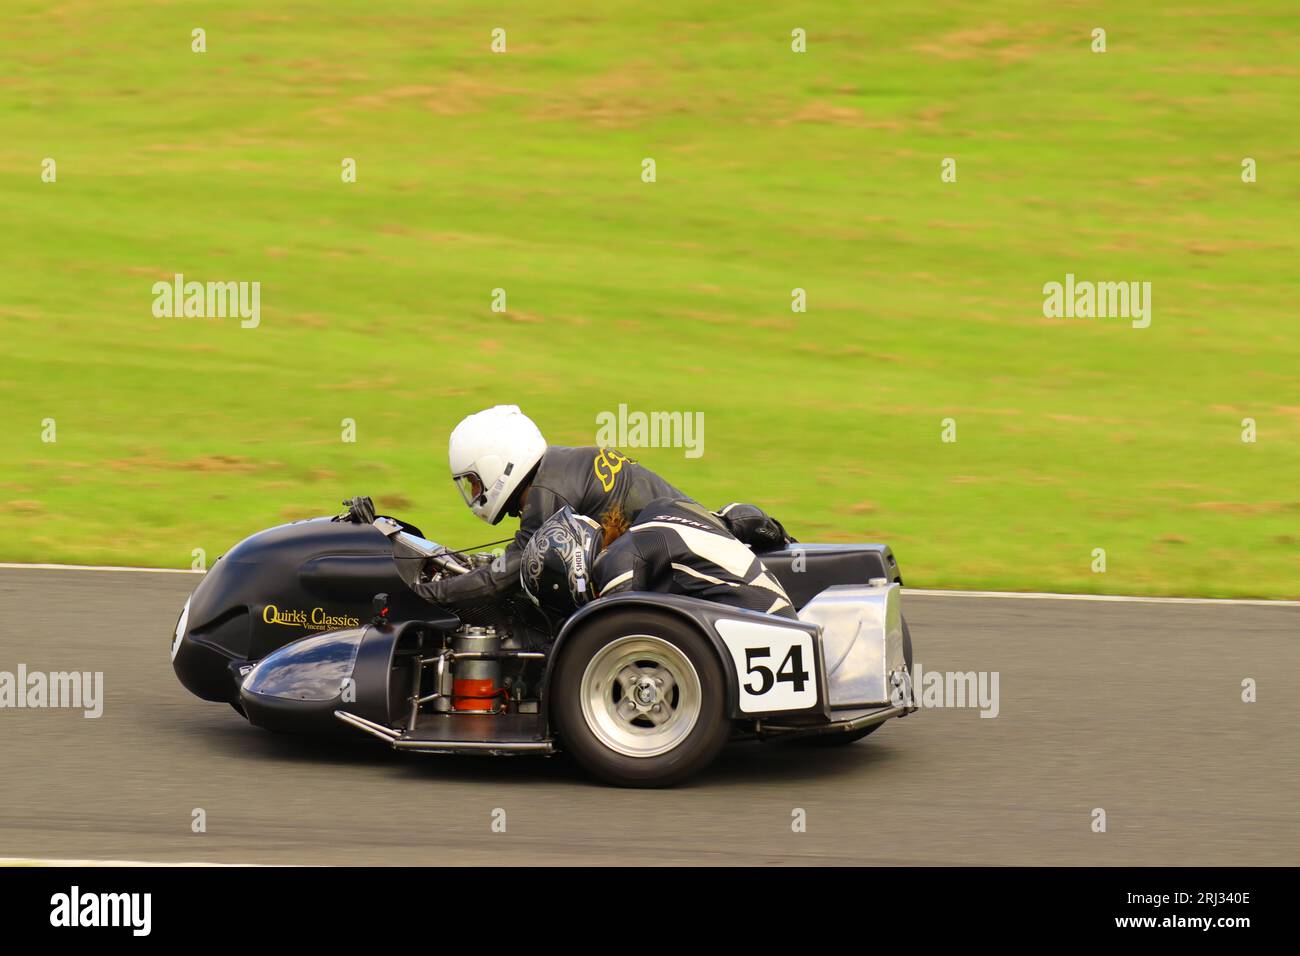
left=172, top=511, right=915, bottom=787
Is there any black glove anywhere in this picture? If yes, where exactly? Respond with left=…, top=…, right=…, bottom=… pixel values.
left=341, top=495, right=376, bottom=525
left=406, top=548, right=524, bottom=607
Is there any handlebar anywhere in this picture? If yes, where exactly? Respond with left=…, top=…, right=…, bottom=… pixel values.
left=371, top=517, right=471, bottom=576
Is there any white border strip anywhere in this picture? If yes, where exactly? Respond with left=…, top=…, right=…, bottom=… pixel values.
left=0, top=856, right=256, bottom=867
left=0, top=563, right=1295, bottom=606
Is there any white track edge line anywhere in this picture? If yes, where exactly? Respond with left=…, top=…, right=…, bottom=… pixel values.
left=0, top=563, right=203, bottom=574
left=903, top=588, right=1299, bottom=607
left=1, top=562, right=1296, bottom=606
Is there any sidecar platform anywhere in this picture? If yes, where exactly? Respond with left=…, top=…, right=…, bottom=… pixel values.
left=336, top=710, right=555, bottom=756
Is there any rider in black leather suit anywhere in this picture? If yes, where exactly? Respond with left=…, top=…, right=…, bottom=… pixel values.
left=347, top=406, right=794, bottom=609
left=409, top=444, right=690, bottom=606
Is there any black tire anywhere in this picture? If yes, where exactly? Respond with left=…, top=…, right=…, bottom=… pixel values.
left=552, top=611, right=732, bottom=788
left=794, top=617, right=912, bottom=748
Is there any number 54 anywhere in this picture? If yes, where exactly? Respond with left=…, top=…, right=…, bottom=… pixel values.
left=744, top=646, right=810, bottom=695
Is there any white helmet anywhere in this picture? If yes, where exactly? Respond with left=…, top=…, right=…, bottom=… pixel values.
left=448, top=405, right=547, bottom=525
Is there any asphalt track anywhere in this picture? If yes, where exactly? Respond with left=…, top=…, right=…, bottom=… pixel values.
left=1, top=568, right=1295, bottom=866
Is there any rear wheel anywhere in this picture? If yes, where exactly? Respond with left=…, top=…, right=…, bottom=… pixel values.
left=552, top=612, right=731, bottom=787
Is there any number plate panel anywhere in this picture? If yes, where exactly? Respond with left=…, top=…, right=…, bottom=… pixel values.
left=715, top=618, right=821, bottom=714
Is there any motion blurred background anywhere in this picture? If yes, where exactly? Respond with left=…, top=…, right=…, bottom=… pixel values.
left=1, top=1, right=1296, bottom=596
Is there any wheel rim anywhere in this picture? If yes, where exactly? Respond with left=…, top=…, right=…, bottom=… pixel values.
left=579, top=634, right=702, bottom=758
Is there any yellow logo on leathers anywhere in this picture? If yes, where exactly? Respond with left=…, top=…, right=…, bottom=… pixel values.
left=593, top=448, right=632, bottom=493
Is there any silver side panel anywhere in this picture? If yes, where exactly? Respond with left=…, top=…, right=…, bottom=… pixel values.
left=798, top=583, right=905, bottom=708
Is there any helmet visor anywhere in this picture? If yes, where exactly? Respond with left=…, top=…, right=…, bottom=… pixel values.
left=453, top=471, right=485, bottom=506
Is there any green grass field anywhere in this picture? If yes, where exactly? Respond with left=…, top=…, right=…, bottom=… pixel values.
left=2, top=2, right=1297, bottom=597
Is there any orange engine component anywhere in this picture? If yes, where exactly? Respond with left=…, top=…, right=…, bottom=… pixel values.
left=452, top=678, right=499, bottom=713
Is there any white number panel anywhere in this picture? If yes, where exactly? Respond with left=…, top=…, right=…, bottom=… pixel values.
left=715, top=619, right=819, bottom=714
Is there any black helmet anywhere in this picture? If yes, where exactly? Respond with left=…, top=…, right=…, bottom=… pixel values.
left=520, top=507, right=604, bottom=616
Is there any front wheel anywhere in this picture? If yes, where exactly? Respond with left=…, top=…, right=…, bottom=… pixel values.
left=552, top=612, right=731, bottom=787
